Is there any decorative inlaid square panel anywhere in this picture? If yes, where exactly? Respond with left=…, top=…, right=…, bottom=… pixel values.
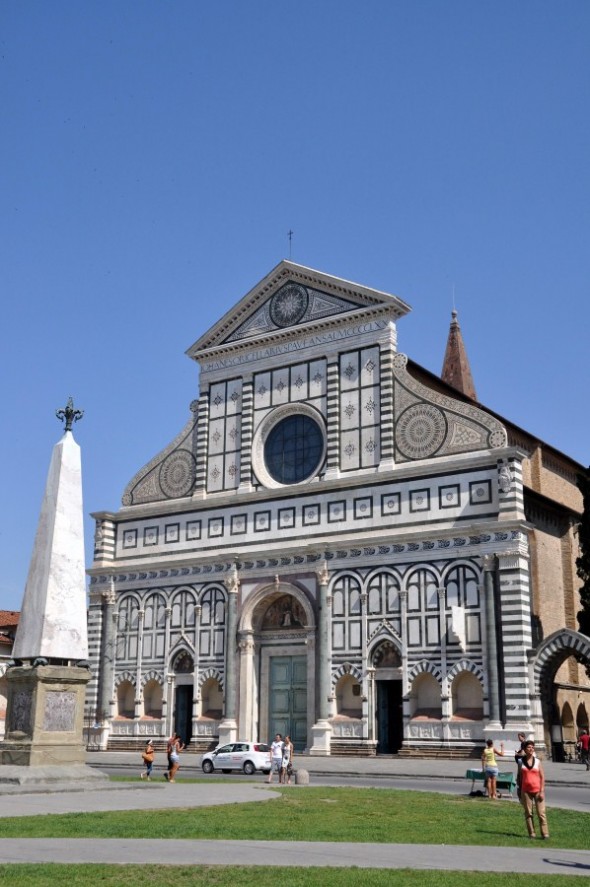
left=381, top=492, right=401, bottom=516
left=122, top=529, right=138, bottom=549
left=354, top=497, right=373, bottom=519
left=439, top=484, right=460, bottom=509
left=409, top=489, right=430, bottom=513
left=165, top=523, right=180, bottom=544
left=278, top=507, right=295, bottom=529
left=303, top=504, right=320, bottom=526
left=143, top=526, right=159, bottom=546
left=231, top=514, right=247, bottom=535
left=328, top=500, right=346, bottom=522
left=208, top=517, right=224, bottom=538
left=469, top=479, right=492, bottom=505
left=186, top=520, right=202, bottom=541
left=254, top=511, right=271, bottom=532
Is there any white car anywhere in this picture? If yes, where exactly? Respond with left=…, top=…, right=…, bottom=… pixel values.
left=201, top=741, right=271, bottom=775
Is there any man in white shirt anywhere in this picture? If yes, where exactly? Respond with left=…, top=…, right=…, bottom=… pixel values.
left=267, top=733, right=284, bottom=783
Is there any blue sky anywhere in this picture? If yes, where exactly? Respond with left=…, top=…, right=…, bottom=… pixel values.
left=1, top=1, right=589, bottom=613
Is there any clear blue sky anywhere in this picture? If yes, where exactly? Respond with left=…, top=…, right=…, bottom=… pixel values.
left=1, top=1, right=589, bottom=613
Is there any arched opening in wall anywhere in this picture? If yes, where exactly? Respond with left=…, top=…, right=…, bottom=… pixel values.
left=252, top=588, right=309, bottom=752
left=372, top=640, right=402, bottom=754
left=116, top=680, right=135, bottom=719
left=410, top=673, right=442, bottom=720
left=576, top=703, right=589, bottom=733
left=451, top=672, right=483, bottom=721
left=143, top=680, right=163, bottom=719
left=172, top=650, right=194, bottom=747
left=334, top=674, right=362, bottom=719
left=200, top=677, right=223, bottom=720
left=534, top=630, right=590, bottom=761
left=561, top=701, right=575, bottom=759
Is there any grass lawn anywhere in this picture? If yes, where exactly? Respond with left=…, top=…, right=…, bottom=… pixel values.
left=0, top=786, right=588, bottom=849
left=0, top=867, right=583, bottom=887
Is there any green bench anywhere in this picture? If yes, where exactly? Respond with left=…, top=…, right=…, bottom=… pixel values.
left=465, top=768, right=517, bottom=796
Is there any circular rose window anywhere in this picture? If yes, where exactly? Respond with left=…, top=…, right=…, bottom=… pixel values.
left=253, top=405, right=326, bottom=488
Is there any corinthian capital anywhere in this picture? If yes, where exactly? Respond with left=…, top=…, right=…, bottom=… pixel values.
left=318, top=560, right=330, bottom=586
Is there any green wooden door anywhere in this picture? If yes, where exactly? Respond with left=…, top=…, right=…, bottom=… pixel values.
left=269, top=655, right=307, bottom=751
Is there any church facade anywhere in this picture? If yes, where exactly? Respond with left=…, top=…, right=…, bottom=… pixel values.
left=87, top=261, right=590, bottom=757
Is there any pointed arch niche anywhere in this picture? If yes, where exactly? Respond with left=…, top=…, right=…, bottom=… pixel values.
left=238, top=580, right=316, bottom=749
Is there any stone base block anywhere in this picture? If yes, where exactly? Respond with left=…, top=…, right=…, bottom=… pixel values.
left=0, top=763, right=108, bottom=787
left=309, top=719, right=332, bottom=756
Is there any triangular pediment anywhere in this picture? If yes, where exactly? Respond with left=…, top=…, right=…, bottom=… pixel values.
left=186, top=260, right=411, bottom=360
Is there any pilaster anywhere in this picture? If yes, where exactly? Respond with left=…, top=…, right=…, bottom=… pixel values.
left=310, top=561, right=333, bottom=755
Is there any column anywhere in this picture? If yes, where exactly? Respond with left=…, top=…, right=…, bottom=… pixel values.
left=360, top=590, right=369, bottom=744
left=96, top=582, right=116, bottom=749
left=237, top=631, right=256, bottom=743
left=438, top=587, right=451, bottom=742
left=310, top=561, right=333, bottom=755
left=162, top=606, right=173, bottom=736
left=134, top=609, right=144, bottom=725
left=218, top=563, right=239, bottom=745
left=193, top=603, right=201, bottom=733
left=367, top=667, right=376, bottom=744
left=399, top=589, right=410, bottom=744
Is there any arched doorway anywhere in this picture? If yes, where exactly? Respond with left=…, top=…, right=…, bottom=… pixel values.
left=239, top=581, right=315, bottom=752
left=532, top=629, right=590, bottom=760
left=372, top=640, right=403, bottom=754
left=171, top=650, right=194, bottom=746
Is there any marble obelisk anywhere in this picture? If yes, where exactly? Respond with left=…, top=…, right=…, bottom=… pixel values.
left=13, top=408, right=88, bottom=663
left=0, top=400, right=106, bottom=784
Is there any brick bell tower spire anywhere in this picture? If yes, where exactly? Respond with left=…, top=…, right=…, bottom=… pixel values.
left=441, top=309, right=477, bottom=400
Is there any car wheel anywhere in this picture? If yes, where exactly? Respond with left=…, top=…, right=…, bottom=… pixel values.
left=221, top=769, right=232, bottom=774
left=202, top=760, right=214, bottom=774
left=243, top=761, right=256, bottom=775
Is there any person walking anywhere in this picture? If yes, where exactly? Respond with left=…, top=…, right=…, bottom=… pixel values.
left=165, top=732, right=184, bottom=783
left=577, top=729, right=590, bottom=769
left=267, top=733, right=284, bottom=783
left=517, top=739, right=549, bottom=839
left=481, top=738, right=505, bottom=799
left=140, top=739, right=155, bottom=780
left=281, top=735, right=294, bottom=785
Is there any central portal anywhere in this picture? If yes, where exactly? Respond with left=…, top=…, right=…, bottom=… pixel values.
left=269, top=655, right=307, bottom=751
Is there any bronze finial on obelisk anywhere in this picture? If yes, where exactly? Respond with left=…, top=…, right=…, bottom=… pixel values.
left=56, top=396, right=84, bottom=432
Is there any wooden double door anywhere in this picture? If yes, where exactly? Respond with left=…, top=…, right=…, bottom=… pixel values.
left=268, top=655, right=307, bottom=751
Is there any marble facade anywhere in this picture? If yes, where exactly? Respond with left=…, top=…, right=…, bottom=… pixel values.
left=87, top=261, right=590, bottom=756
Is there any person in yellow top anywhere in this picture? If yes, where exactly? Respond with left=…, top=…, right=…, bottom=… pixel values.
left=481, top=738, right=505, bottom=799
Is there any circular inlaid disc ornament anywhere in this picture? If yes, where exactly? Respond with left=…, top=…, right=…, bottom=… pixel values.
left=269, top=283, right=309, bottom=327
left=396, top=403, right=447, bottom=459
left=159, top=450, right=196, bottom=498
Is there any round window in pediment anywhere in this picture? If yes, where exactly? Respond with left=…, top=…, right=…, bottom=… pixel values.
left=252, top=403, right=326, bottom=489
left=265, top=414, right=323, bottom=484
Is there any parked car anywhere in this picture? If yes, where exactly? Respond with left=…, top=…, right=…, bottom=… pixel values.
left=201, top=741, right=271, bottom=775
